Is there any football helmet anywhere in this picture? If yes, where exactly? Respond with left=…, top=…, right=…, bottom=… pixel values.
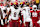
left=32, top=5, right=37, bottom=11
left=20, top=2, right=23, bottom=5
left=14, top=2, right=19, bottom=9
left=14, top=2, right=18, bottom=5
left=20, top=2, right=23, bottom=7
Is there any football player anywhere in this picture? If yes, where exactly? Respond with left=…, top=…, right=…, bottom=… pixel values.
left=30, top=5, right=40, bottom=27
left=20, top=2, right=24, bottom=27
left=7, top=5, right=11, bottom=27
left=7, top=2, right=23, bottom=27
left=22, top=3, right=32, bottom=27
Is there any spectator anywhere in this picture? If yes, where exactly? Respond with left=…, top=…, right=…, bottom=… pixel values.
left=36, top=0, right=39, bottom=9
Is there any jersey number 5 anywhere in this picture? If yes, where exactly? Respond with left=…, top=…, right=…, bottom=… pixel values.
left=14, top=12, right=16, bottom=17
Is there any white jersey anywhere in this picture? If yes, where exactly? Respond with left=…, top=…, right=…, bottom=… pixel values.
left=9, top=6, right=21, bottom=20
left=21, top=7, right=32, bottom=23
left=21, top=7, right=32, bottom=27
left=25, top=7, right=30, bottom=18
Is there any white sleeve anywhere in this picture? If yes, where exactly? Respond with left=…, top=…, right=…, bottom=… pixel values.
left=21, top=10, right=26, bottom=23
left=37, top=20, right=40, bottom=23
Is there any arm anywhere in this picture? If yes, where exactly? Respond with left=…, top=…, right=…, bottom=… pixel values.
left=4, top=9, right=11, bottom=24
left=0, top=8, right=4, bottom=25
left=21, top=10, right=26, bottom=24
left=19, top=11, right=23, bottom=23
left=1, top=12, right=4, bottom=25
left=5, top=9, right=11, bottom=19
left=19, top=10, right=26, bottom=24
left=21, top=10, right=26, bottom=26
left=7, top=9, right=11, bottom=22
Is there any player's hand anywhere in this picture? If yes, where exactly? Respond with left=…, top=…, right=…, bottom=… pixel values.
left=2, top=24, right=4, bottom=25
left=37, top=20, right=40, bottom=24
left=1, top=23, right=4, bottom=25
left=20, top=20, right=22, bottom=24
left=24, top=23, right=26, bottom=26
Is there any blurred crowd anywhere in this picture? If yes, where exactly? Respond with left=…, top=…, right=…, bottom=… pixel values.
left=0, top=0, right=40, bottom=9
